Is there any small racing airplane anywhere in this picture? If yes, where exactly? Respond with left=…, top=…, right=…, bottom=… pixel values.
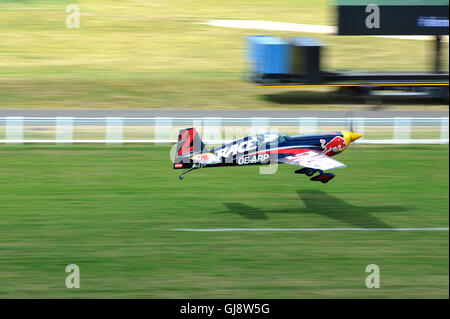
left=173, top=128, right=362, bottom=183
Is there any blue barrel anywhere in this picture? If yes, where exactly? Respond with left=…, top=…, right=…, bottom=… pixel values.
left=247, top=36, right=291, bottom=74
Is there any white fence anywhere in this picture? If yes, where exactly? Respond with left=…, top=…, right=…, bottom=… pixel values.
left=0, top=117, right=448, bottom=145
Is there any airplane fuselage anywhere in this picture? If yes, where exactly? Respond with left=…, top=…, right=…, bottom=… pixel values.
left=173, top=127, right=363, bottom=182
left=186, top=132, right=352, bottom=168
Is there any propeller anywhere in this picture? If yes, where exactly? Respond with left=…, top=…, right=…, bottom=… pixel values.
left=345, top=110, right=354, bottom=132
left=345, top=110, right=363, bottom=142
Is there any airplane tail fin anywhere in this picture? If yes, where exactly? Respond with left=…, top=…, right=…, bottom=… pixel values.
left=174, top=127, right=205, bottom=168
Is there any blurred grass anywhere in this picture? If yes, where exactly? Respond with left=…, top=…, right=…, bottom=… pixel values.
left=0, top=144, right=447, bottom=298
left=0, top=0, right=448, bottom=109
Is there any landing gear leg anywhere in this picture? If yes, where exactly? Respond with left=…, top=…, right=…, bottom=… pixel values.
left=295, top=168, right=335, bottom=183
left=179, top=165, right=197, bottom=180
left=295, top=167, right=318, bottom=177
left=179, top=164, right=203, bottom=180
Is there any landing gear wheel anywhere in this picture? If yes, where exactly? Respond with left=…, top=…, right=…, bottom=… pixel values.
left=310, top=172, right=335, bottom=183
left=295, top=168, right=317, bottom=176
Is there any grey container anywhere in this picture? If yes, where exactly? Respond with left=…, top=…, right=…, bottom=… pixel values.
left=289, top=37, right=325, bottom=83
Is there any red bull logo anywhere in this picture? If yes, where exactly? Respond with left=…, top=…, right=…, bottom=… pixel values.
left=320, top=136, right=347, bottom=156
left=195, top=154, right=212, bottom=162
left=191, top=153, right=221, bottom=165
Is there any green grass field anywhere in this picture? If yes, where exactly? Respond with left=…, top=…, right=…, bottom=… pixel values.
left=0, top=0, right=448, bottom=109
left=0, top=144, right=448, bottom=298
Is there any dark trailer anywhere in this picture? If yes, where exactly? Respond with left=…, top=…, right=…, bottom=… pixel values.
left=246, top=0, right=449, bottom=102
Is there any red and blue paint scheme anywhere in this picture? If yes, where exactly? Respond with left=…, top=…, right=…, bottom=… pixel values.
left=174, top=128, right=362, bottom=183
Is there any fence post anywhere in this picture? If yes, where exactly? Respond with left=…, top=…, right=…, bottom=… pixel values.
left=393, top=117, right=412, bottom=141
left=56, top=117, right=73, bottom=144
left=187, top=119, right=202, bottom=144
left=250, top=117, right=276, bottom=175
left=351, top=117, right=365, bottom=139
left=202, top=117, right=222, bottom=145
left=251, top=117, right=269, bottom=135
left=299, top=117, right=317, bottom=134
left=6, top=117, right=24, bottom=144
left=106, top=117, right=123, bottom=144
left=154, top=117, right=173, bottom=144
left=440, top=117, right=449, bottom=144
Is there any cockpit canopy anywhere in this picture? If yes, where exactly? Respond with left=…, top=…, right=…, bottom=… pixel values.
left=249, top=132, right=289, bottom=145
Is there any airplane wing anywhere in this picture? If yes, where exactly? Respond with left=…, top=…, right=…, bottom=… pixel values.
left=278, top=149, right=346, bottom=171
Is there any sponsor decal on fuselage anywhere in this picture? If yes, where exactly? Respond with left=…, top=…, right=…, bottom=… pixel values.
left=191, top=153, right=221, bottom=165
left=215, top=138, right=258, bottom=158
left=320, top=136, right=347, bottom=156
